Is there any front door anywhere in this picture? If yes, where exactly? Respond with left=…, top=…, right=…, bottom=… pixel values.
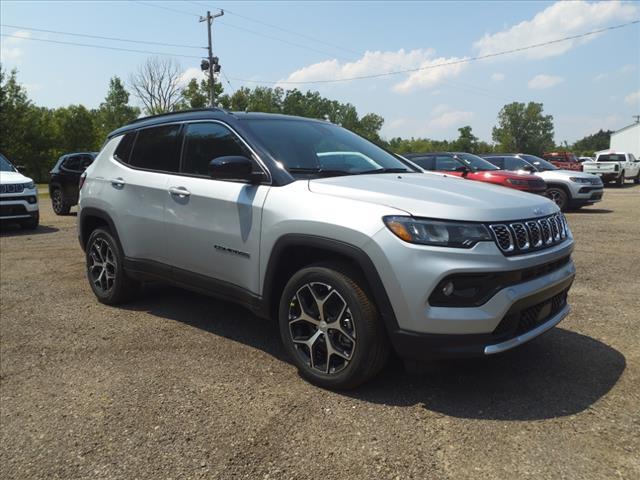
left=163, top=121, right=270, bottom=295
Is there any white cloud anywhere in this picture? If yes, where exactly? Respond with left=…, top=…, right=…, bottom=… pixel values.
left=427, top=106, right=474, bottom=129
left=278, top=49, right=468, bottom=93
left=528, top=74, right=564, bottom=89
left=179, top=67, right=205, bottom=86
left=491, top=73, right=505, bottom=82
left=625, top=90, right=640, bottom=106
left=593, top=73, right=608, bottom=82
left=0, top=30, right=31, bottom=61
left=620, top=64, right=637, bottom=74
left=473, top=1, right=638, bottom=60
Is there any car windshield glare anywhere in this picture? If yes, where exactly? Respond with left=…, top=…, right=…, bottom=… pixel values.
left=456, top=153, right=499, bottom=171
left=242, top=119, right=413, bottom=176
left=521, top=154, right=558, bottom=171
left=0, top=154, right=16, bottom=172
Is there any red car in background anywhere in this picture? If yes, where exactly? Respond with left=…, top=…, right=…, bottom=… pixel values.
left=404, top=152, right=547, bottom=194
left=542, top=151, right=583, bottom=171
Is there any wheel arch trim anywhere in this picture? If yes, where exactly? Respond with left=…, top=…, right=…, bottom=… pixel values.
left=78, top=207, right=123, bottom=254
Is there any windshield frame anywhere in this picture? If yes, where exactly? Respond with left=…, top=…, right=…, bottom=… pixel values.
left=519, top=154, right=558, bottom=171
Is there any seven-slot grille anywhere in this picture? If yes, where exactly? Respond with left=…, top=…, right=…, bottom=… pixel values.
left=489, top=213, right=569, bottom=255
left=0, top=184, right=25, bottom=194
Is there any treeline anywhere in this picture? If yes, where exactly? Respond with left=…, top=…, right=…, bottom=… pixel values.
left=1, top=63, right=611, bottom=182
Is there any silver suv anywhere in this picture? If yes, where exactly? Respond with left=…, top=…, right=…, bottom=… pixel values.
left=78, top=109, right=576, bottom=389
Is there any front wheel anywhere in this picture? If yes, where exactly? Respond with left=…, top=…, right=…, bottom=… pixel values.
left=545, top=187, right=569, bottom=211
left=51, top=188, right=71, bottom=215
left=279, top=264, right=389, bottom=389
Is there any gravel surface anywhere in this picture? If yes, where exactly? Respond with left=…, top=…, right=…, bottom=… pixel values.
left=1, top=184, right=639, bottom=479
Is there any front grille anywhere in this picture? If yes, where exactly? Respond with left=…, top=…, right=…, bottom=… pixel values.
left=488, top=213, right=569, bottom=256
left=0, top=184, right=25, bottom=194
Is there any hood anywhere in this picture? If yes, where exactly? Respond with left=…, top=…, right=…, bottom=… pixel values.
left=0, top=171, right=32, bottom=184
left=308, top=172, right=558, bottom=222
left=473, top=169, right=540, bottom=182
left=541, top=169, right=600, bottom=180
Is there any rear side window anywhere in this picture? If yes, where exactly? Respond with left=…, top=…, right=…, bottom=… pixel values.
left=62, top=156, right=82, bottom=172
left=505, top=157, right=529, bottom=171
left=130, top=125, right=182, bottom=172
left=182, top=122, right=252, bottom=176
left=409, top=156, right=434, bottom=170
left=485, top=157, right=504, bottom=168
left=434, top=156, right=459, bottom=171
left=114, top=132, right=136, bottom=164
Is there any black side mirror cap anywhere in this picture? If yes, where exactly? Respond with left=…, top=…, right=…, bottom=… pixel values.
left=208, top=156, right=265, bottom=184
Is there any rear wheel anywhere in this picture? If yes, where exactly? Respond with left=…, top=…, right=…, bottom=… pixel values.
left=86, top=228, right=140, bottom=305
left=616, top=171, right=625, bottom=187
left=279, top=263, right=389, bottom=389
left=634, top=170, right=640, bottom=184
left=51, top=188, right=71, bottom=215
left=545, top=187, right=568, bottom=211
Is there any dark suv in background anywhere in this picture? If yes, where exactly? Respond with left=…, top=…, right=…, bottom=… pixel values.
left=49, top=152, right=96, bottom=215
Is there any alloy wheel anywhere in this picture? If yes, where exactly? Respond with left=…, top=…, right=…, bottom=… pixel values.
left=546, top=189, right=565, bottom=209
left=88, top=237, right=117, bottom=294
left=52, top=190, right=62, bottom=213
left=288, top=282, right=356, bottom=375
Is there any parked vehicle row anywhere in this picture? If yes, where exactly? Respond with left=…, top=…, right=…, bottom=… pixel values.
left=0, top=153, right=39, bottom=229
left=49, top=152, right=96, bottom=215
left=78, top=109, right=576, bottom=389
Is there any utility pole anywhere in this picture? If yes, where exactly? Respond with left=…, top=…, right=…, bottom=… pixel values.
left=199, top=9, right=224, bottom=107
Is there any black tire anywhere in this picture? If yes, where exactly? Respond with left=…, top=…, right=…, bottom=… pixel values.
left=51, top=188, right=71, bottom=215
left=20, top=212, right=39, bottom=230
left=279, top=263, right=390, bottom=389
left=634, top=170, right=640, bottom=185
left=85, top=227, right=140, bottom=305
left=616, top=171, right=625, bottom=187
left=545, top=187, right=569, bottom=211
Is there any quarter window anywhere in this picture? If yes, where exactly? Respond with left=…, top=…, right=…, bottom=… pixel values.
left=114, top=132, right=136, bottom=164
left=182, top=122, right=252, bottom=176
left=129, top=125, right=182, bottom=172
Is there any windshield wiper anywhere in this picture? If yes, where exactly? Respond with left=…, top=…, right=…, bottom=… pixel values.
left=356, top=167, right=412, bottom=175
left=288, top=167, right=355, bottom=177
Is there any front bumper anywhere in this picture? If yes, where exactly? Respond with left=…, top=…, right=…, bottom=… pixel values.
left=0, top=194, right=39, bottom=220
left=571, top=186, right=603, bottom=205
left=389, top=274, right=573, bottom=359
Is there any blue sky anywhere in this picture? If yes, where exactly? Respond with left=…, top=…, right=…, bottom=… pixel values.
left=1, top=0, right=639, bottom=144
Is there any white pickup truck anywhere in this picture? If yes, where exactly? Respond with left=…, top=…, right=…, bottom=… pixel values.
left=582, top=152, right=640, bottom=186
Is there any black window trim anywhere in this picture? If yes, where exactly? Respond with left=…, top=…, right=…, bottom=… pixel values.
left=111, top=119, right=271, bottom=185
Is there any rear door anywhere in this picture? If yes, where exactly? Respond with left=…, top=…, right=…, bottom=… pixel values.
left=163, top=121, right=270, bottom=294
left=108, top=125, right=182, bottom=263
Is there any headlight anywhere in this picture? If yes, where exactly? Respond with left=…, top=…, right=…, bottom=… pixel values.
left=383, top=216, right=492, bottom=248
left=23, top=181, right=36, bottom=190
left=569, top=177, right=592, bottom=184
left=506, top=178, right=529, bottom=186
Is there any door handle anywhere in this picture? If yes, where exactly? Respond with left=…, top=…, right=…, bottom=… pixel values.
left=169, top=186, right=191, bottom=198
left=110, top=177, right=125, bottom=187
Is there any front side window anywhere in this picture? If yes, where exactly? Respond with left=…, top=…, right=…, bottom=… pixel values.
left=129, top=125, right=182, bottom=172
left=242, top=119, right=414, bottom=177
left=483, top=157, right=504, bottom=169
left=408, top=156, right=435, bottom=170
left=434, top=156, right=461, bottom=171
left=182, top=123, right=252, bottom=176
left=504, top=157, right=531, bottom=171
left=455, top=153, right=500, bottom=171
left=521, top=154, right=557, bottom=171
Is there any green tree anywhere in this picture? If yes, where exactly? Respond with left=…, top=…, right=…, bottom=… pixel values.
left=572, top=129, right=612, bottom=156
left=96, top=76, right=140, bottom=139
left=452, top=125, right=479, bottom=153
left=53, top=105, right=99, bottom=154
left=492, top=102, right=555, bottom=156
left=180, top=77, right=224, bottom=109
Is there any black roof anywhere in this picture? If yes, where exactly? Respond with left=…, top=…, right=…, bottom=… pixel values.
left=107, top=108, right=329, bottom=138
left=403, top=152, right=468, bottom=157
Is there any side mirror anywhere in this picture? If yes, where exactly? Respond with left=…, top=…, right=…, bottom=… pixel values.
left=522, top=165, right=536, bottom=173
left=454, top=165, right=470, bottom=176
left=208, top=156, right=265, bottom=183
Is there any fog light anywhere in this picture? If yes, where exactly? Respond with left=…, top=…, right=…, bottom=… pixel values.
left=442, top=281, right=455, bottom=296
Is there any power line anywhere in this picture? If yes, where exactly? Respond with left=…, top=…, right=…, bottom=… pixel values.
left=228, top=19, right=640, bottom=85
left=133, top=1, right=200, bottom=17
left=0, top=24, right=204, bottom=49
left=221, top=70, right=236, bottom=95
left=0, top=34, right=203, bottom=59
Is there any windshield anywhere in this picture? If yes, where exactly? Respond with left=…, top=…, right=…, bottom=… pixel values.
left=242, top=119, right=414, bottom=176
left=520, top=154, right=558, bottom=171
left=455, top=153, right=500, bottom=171
left=0, top=154, right=16, bottom=172
left=597, top=154, right=625, bottom=162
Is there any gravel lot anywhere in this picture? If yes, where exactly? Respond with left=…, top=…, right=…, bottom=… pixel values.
left=1, top=185, right=639, bottom=480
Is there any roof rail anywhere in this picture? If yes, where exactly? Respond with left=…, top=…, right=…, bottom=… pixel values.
left=128, top=107, right=226, bottom=125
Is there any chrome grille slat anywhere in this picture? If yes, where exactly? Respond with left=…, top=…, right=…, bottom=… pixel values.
left=489, top=213, right=570, bottom=255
